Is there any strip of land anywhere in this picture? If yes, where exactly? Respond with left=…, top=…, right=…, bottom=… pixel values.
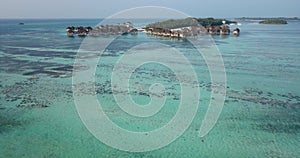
left=66, top=18, right=241, bottom=38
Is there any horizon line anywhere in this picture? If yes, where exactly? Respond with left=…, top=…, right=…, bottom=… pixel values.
left=0, top=16, right=299, bottom=20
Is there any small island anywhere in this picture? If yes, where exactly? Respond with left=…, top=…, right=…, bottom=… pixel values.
left=259, top=19, right=288, bottom=24
left=65, top=18, right=241, bottom=38
left=145, top=18, right=239, bottom=37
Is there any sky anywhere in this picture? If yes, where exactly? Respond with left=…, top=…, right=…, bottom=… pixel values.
left=0, top=0, right=299, bottom=18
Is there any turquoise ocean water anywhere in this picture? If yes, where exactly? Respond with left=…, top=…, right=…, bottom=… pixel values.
left=0, top=19, right=300, bottom=157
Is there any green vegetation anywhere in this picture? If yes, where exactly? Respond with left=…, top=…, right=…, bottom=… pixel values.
left=146, top=18, right=198, bottom=29
left=195, top=18, right=236, bottom=27
left=259, top=19, right=288, bottom=24
left=146, top=18, right=237, bottom=29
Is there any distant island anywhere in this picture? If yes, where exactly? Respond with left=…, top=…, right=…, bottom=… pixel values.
left=235, top=17, right=299, bottom=21
left=259, top=19, right=288, bottom=24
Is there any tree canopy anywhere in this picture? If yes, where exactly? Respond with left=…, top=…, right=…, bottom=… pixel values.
left=146, top=18, right=237, bottom=29
left=259, top=20, right=288, bottom=24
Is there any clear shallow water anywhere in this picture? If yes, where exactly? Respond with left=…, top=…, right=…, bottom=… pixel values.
left=0, top=19, right=300, bottom=157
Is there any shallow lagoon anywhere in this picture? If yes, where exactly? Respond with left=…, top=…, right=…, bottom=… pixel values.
left=0, top=19, right=299, bottom=157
